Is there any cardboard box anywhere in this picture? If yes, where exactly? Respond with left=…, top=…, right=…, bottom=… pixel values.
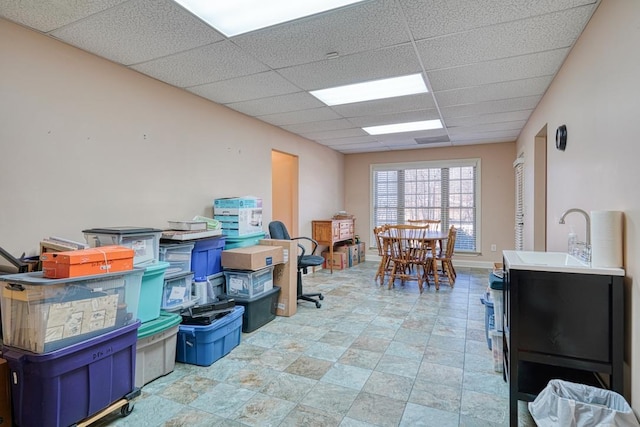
left=0, top=359, right=11, bottom=426
left=335, top=244, right=358, bottom=267
left=322, top=251, right=347, bottom=270
left=221, top=245, right=283, bottom=271
left=40, top=245, right=134, bottom=279
left=357, top=242, right=366, bottom=263
left=259, top=239, right=297, bottom=317
left=214, top=197, right=262, bottom=215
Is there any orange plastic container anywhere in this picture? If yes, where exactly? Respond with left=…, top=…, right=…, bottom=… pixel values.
left=41, top=245, right=134, bottom=278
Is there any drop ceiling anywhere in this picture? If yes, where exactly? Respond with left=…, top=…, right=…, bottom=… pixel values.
left=0, top=0, right=599, bottom=153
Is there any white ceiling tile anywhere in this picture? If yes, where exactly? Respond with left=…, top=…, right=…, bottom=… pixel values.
left=226, top=92, right=325, bottom=116
left=446, top=110, right=533, bottom=127
left=187, top=72, right=301, bottom=104
left=301, top=128, right=370, bottom=141
left=427, top=49, right=569, bottom=91
left=434, top=76, right=552, bottom=107
left=331, top=94, right=436, bottom=118
left=282, top=119, right=355, bottom=134
left=451, top=129, right=521, bottom=142
left=400, top=0, right=597, bottom=39
left=276, top=44, right=421, bottom=90
left=232, top=0, right=410, bottom=68
left=49, top=0, right=223, bottom=65
left=347, top=109, right=440, bottom=127
left=416, top=7, right=593, bottom=70
left=441, top=95, right=541, bottom=119
left=326, top=140, right=385, bottom=150
left=257, top=107, right=342, bottom=126
left=373, top=129, right=450, bottom=143
left=449, top=120, right=527, bottom=135
left=339, top=146, right=390, bottom=153
left=131, top=41, right=269, bottom=87
left=451, top=137, right=515, bottom=146
left=0, top=0, right=128, bottom=32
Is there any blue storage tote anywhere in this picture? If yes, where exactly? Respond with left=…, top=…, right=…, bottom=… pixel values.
left=191, top=236, right=226, bottom=281
left=176, top=306, right=244, bottom=366
left=136, top=312, right=182, bottom=388
left=2, top=320, right=140, bottom=427
left=138, top=261, right=169, bottom=323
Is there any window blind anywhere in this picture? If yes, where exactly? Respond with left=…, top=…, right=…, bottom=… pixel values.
left=514, top=156, right=525, bottom=251
left=372, top=159, right=480, bottom=253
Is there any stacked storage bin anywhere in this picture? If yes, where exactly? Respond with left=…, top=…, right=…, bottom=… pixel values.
left=82, top=227, right=179, bottom=389
left=0, top=268, right=144, bottom=426
left=221, top=245, right=283, bottom=333
left=213, top=197, right=266, bottom=249
left=487, top=271, right=505, bottom=372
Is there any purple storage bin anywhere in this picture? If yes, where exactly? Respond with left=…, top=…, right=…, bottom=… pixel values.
left=191, top=236, right=225, bottom=280
left=2, top=321, right=140, bottom=427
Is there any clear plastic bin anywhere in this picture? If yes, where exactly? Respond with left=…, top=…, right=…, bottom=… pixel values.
left=159, top=242, right=195, bottom=276
left=0, top=269, right=143, bottom=353
left=224, top=266, right=274, bottom=298
left=83, top=227, right=162, bottom=266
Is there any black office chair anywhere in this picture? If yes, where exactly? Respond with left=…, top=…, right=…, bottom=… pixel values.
left=268, top=221, right=324, bottom=308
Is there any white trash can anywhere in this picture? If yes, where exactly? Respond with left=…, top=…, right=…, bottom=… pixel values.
left=529, top=379, right=640, bottom=427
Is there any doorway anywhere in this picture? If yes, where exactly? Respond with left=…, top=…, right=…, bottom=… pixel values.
left=533, top=126, right=547, bottom=251
left=271, top=150, right=299, bottom=235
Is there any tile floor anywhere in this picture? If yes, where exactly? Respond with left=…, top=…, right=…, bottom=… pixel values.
left=97, top=261, right=537, bottom=427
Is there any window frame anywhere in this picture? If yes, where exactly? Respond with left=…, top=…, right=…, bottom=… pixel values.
left=370, top=158, right=482, bottom=254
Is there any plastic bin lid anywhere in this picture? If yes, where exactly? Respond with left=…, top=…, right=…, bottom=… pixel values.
left=229, top=285, right=281, bottom=303
left=489, top=273, right=504, bottom=290
left=137, top=312, right=182, bottom=339
left=82, top=226, right=163, bottom=234
left=144, top=261, right=170, bottom=274
left=224, top=231, right=266, bottom=242
left=0, top=268, right=145, bottom=286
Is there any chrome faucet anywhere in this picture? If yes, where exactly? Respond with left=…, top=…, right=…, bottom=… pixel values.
left=558, top=208, right=591, bottom=245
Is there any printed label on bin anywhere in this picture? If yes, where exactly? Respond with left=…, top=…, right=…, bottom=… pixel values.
left=169, top=286, right=187, bottom=301
left=266, top=256, right=272, bottom=265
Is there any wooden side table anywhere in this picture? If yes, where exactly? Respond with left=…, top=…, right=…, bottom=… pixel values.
left=312, top=219, right=355, bottom=273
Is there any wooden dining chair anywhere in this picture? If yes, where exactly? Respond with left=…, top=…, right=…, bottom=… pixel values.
left=373, top=225, right=391, bottom=285
left=426, top=225, right=457, bottom=289
left=386, top=224, right=430, bottom=293
left=407, top=219, right=441, bottom=231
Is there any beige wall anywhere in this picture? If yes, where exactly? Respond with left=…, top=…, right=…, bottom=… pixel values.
left=516, top=0, right=640, bottom=406
left=0, top=19, right=344, bottom=258
left=344, top=142, right=516, bottom=265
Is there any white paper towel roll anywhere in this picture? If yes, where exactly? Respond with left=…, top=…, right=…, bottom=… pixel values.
left=590, top=210, right=623, bottom=268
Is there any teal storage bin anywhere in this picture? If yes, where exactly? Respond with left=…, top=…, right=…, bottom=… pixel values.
left=224, top=231, right=266, bottom=249
left=138, top=261, right=170, bottom=323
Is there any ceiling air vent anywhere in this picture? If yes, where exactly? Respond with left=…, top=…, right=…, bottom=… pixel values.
left=415, top=135, right=450, bottom=144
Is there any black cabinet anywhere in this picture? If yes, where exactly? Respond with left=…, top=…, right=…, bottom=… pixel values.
left=503, top=264, right=624, bottom=426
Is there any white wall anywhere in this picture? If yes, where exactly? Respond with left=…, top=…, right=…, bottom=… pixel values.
left=0, top=19, right=344, bottom=259
left=516, top=0, right=640, bottom=406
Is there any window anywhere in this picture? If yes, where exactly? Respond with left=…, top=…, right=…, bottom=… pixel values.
left=372, top=159, right=481, bottom=253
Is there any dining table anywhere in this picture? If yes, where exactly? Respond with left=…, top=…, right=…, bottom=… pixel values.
left=377, top=229, right=449, bottom=291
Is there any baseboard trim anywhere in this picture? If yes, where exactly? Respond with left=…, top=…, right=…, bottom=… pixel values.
left=364, top=253, right=495, bottom=270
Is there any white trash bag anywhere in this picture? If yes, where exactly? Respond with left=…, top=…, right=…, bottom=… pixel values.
left=529, top=379, right=640, bottom=427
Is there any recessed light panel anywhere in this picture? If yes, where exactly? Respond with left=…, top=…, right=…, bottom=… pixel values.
left=174, top=0, right=365, bottom=37
left=310, top=74, right=428, bottom=106
left=363, top=119, right=443, bottom=135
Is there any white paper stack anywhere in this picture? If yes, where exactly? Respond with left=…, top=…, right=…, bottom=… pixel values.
left=590, top=210, right=623, bottom=268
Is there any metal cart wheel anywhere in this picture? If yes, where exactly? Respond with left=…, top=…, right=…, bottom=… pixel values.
left=120, top=403, right=134, bottom=417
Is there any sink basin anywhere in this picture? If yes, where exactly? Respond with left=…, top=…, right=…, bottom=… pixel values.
left=503, top=250, right=624, bottom=276
left=514, top=251, right=588, bottom=267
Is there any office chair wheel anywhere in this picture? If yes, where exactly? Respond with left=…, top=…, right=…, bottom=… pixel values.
left=319, top=295, right=324, bottom=300
left=315, top=301, right=322, bottom=308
